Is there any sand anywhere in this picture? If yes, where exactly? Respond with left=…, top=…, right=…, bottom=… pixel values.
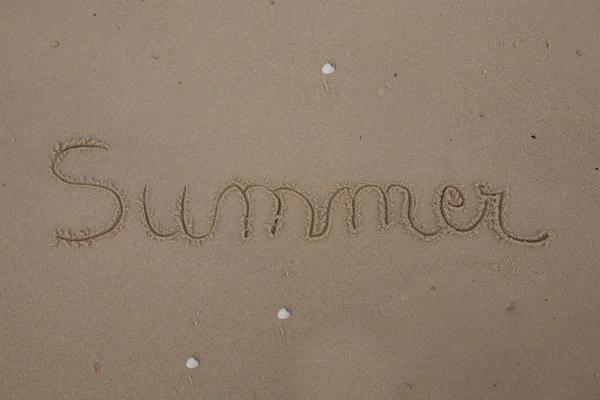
left=1, top=0, right=600, bottom=398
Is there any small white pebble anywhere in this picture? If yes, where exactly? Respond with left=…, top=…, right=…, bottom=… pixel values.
left=185, top=356, right=200, bottom=369
left=321, top=62, right=336, bottom=75
left=277, top=308, right=291, bottom=320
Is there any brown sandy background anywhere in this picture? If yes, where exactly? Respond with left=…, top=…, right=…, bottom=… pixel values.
left=1, top=0, right=600, bottom=398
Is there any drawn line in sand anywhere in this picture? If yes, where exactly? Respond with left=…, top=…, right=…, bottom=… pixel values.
left=49, top=139, right=127, bottom=248
left=50, top=139, right=554, bottom=248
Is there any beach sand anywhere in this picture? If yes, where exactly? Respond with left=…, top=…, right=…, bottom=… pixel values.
left=1, top=0, right=600, bottom=398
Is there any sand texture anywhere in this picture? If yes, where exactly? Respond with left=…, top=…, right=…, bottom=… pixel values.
left=1, top=0, right=600, bottom=398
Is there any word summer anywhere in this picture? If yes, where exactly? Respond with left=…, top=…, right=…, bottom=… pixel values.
left=49, top=139, right=554, bottom=248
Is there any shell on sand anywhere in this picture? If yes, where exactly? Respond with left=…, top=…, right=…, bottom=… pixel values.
left=321, top=63, right=336, bottom=74
left=186, top=356, right=200, bottom=369
left=277, top=308, right=291, bottom=319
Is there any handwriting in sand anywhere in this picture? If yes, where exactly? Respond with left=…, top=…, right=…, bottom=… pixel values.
left=49, top=139, right=554, bottom=248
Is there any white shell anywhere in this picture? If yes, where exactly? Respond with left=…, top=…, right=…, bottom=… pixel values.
left=186, top=356, right=200, bottom=369
left=321, top=63, right=336, bottom=75
left=277, top=308, right=291, bottom=320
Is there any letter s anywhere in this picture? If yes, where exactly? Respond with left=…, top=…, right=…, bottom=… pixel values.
left=49, top=139, right=127, bottom=247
